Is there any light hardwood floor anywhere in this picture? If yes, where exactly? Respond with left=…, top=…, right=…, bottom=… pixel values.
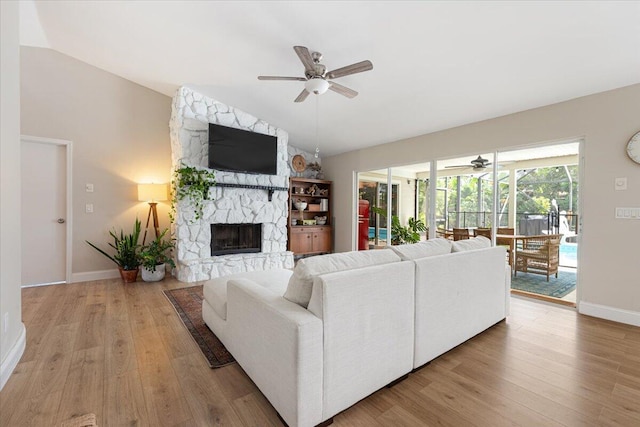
left=1, top=277, right=639, bottom=426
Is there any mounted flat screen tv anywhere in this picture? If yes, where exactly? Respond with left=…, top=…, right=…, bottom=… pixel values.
left=208, top=123, right=278, bottom=175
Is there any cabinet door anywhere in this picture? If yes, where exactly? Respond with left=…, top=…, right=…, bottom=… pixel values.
left=290, top=230, right=313, bottom=253
left=312, top=228, right=331, bottom=253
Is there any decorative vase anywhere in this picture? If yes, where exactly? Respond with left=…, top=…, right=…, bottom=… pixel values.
left=141, top=264, right=166, bottom=282
left=119, top=267, right=139, bottom=283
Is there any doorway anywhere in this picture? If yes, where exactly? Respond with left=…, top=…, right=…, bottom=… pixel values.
left=20, top=136, right=72, bottom=286
left=496, top=142, right=580, bottom=306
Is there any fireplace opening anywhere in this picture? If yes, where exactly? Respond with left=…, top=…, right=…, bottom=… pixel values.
left=211, top=224, right=262, bottom=256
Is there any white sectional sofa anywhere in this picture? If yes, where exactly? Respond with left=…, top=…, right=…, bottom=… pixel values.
left=202, top=237, right=510, bottom=427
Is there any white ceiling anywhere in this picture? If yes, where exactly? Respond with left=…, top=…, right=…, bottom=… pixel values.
left=20, top=1, right=640, bottom=157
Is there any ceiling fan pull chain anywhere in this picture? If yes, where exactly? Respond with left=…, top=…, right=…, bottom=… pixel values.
left=315, top=95, right=320, bottom=158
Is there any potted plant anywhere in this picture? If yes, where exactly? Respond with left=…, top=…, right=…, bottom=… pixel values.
left=139, top=228, right=176, bottom=282
left=371, top=207, right=427, bottom=245
left=86, top=218, right=141, bottom=283
left=170, top=163, right=216, bottom=223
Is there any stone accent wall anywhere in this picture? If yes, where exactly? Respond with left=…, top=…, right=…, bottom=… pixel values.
left=169, top=86, right=293, bottom=282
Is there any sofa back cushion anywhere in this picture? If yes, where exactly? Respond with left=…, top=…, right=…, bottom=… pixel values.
left=283, top=249, right=401, bottom=307
left=389, top=238, right=452, bottom=260
left=451, top=236, right=491, bottom=252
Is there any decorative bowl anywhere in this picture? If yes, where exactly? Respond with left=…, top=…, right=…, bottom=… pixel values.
left=294, top=201, right=307, bottom=211
left=315, top=215, right=327, bottom=225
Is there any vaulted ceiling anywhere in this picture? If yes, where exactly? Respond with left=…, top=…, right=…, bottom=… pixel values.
left=20, top=1, right=640, bottom=156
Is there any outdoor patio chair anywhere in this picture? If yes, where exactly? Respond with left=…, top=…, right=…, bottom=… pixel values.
left=514, top=234, right=563, bottom=281
left=473, top=228, right=492, bottom=239
left=452, top=228, right=470, bottom=241
left=497, top=227, right=515, bottom=267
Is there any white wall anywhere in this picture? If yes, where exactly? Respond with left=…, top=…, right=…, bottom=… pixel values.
left=20, top=47, right=172, bottom=278
left=323, top=84, right=640, bottom=321
left=1, top=0, right=25, bottom=389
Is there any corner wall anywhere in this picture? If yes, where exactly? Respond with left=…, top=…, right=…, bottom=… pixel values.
left=20, top=47, right=172, bottom=278
left=323, top=84, right=640, bottom=322
left=1, top=0, right=25, bottom=390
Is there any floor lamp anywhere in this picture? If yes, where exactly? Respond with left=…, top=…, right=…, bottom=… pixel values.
left=138, top=183, right=168, bottom=245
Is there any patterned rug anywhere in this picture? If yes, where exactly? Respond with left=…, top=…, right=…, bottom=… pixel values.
left=163, top=285, right=235, bottom=368
left=511, top=269, right=576, bottom=298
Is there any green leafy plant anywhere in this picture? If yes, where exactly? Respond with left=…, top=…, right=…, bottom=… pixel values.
left=86, top=218, right=142, bottom=270
left=139, top=228, right=176, bottom=272
left=371, top=207, right=427, bottom=245
left=170, top=163, right=216, bottom=222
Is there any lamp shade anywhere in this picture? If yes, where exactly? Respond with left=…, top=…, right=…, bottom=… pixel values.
left=305, top=78, right=330, bottom=95
left=137, top=183, right=167, bottom=202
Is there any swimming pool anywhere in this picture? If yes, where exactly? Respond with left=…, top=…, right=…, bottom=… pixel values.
left=369, top=227, right=388, bottom=240
left=560, top=242, right=577, bottom=267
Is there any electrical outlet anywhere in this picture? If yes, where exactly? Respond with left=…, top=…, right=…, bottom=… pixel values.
left=86, top=183, right=94, bottom=192
left=615, top=177, right=627, bottom=191
left=85, top=203, right=94, bottom=213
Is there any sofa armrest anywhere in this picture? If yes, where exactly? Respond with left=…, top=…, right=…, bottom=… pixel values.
left=226, top=278, right=323, bottom=427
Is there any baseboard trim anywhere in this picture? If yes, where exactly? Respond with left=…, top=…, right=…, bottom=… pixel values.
left=71, top=269, right=119, bottom=283
left=579, top=301, right=640, bottom=327
left=0, top=322, right=26, bottom=391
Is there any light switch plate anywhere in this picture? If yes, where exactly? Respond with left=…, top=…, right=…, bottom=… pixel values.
left=616, top=207, right=640, bottom=219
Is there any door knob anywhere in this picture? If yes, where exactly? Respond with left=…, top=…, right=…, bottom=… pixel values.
left=57, top=218, right=65, bottom=224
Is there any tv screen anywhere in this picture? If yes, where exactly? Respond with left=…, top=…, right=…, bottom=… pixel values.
left=208, top=123, right=278, bottom=175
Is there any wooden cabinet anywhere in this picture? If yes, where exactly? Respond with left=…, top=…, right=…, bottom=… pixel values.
left=289, top=227, right=331, bottom=254
left=288, top=178, right=332, bottom=256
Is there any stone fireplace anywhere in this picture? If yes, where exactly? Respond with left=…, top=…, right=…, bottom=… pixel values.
left=170, top=86, right=293, bottom=282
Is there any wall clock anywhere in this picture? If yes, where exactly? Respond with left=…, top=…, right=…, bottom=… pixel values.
left=627, top=131, right=640, bottom=165
left=291, top=154, right=307, bottom=173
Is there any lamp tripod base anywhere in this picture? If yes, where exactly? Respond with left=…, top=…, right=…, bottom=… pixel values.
left=142, top=202, right=160, bottom=245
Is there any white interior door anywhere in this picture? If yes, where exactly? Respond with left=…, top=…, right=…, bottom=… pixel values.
left=21, top=139, right=67, bottom=286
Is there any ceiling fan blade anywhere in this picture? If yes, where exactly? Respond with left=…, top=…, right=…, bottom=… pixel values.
left=294, top=89, right=310, bottom=103
left=258, top=76, right=306, bottom=81
left=328, top=81, right=358, bottom=98
left=326, top=60, right=373, bottom=79
left=444, top=165, right=472, bottom=169
left=293, top=46, right=315, bottom=73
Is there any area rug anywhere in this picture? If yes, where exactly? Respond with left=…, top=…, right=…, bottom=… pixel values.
left=163, top=285, right=235, bottom=368
left=511, top=269, right=576, bottom=298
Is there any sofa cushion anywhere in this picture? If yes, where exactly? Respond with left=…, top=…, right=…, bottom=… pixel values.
left=283, top=249, right=401, bottom=308
left=203, top=269, right=293, bottom=320
left=389, top=238, right=452, bottom=260
left=451, top=236, right=491, bottom=252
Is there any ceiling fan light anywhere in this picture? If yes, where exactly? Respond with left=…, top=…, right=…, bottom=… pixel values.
left=305, top=78, right=330, bottom=95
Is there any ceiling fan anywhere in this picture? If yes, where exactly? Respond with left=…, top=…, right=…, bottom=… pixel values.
left=445, top=156, right=493, bottom=170
left=258, top=46, right=373, bottom=102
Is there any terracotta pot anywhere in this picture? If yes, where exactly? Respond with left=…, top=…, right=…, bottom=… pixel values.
left=119, top=267, right=139, bottom=283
